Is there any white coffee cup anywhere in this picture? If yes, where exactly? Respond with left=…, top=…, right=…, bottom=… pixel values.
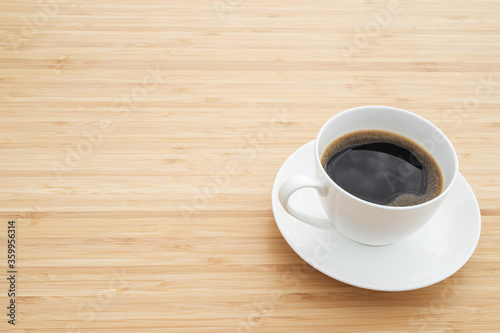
left=278, top=106, right=459, bottom=246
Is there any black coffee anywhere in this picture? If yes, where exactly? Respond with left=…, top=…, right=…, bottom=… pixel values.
left=321, top=130, right=443, bottom=207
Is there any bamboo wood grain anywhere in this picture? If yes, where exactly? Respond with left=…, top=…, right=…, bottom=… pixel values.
left=1, top=0, right=500, bottom=332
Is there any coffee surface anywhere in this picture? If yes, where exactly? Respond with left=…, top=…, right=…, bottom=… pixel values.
left=321, top=130, right=443, bottom=206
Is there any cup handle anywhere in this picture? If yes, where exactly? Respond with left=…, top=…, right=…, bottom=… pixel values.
left=278, top=175, right=334, bottom=230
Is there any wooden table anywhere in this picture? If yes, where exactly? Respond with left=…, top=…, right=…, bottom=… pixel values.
left=1, top=0, right=499, bottom=332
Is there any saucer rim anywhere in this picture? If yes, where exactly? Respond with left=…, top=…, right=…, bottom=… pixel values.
left=271, top=140, right=481, bottom=292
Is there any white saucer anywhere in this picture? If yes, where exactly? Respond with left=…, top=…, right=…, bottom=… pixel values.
left=272, top=141, right=481, bottom=291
